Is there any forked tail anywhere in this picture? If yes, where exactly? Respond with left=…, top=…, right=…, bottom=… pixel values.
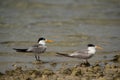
left=13, top=48, right=28, bottom=52
left=56, top=52, right=71, bottom=57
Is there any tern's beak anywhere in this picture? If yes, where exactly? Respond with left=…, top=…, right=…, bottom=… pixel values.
left=95, top=46, right=103, bottom=50
left=45, top=39, right=53, bottom=43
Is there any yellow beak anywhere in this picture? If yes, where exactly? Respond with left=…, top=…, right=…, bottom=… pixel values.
left=45, top=39, right=53, bottom=43
left=95, top=46, right=103, bottom=50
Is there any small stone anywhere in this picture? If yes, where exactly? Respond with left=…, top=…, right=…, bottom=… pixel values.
left=59, top=68, right=72, bottom=75
left=97, top=77, right=106, bottom=80
left=112, top=54, right=120, bottom=62
left=93, top=66, right=101, bottom=73
left=50, top=62, right=57, bottom=67
left=42, top=69, right=54, bottom=76
left=71, top=67, right=81, bottom=76
left=105, top=64, right=111, bottom=69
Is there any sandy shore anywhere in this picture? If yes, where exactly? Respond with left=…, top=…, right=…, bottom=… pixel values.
left=0, top=54, right=120, bottom=80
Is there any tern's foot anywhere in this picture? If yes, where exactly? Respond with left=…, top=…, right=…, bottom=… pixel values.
left=74, top=62, right=91, bottom=67
left=32, top=60, right=49, bottom=64
left=79, top=62, right=91, bottom=67
left=36, top=59, right=42, bottom=62
left=83, top=62, right=90, bottom=67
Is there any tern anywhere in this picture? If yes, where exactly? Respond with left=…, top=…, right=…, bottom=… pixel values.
left=56, top=44, right=102, bottom=63
left=13, top=37, right=53, bottom=61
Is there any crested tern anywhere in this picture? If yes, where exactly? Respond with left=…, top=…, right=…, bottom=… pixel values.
left=13, top=37, right=53, bottom=61
left=56, top=44, right=102, bottom=63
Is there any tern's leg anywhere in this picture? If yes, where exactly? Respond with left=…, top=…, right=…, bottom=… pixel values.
left=35, top=53, right=41, bottom=61
left=35, top=54, right=38, bottom=61
left=85, top=59, right=90, bottom=66
left=85, top=59, right=88, bottom=63
left=38, top=55, right=40, bottom=61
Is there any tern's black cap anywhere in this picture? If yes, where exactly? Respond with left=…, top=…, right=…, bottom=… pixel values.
left=87, top=44, right=95, bottom=47
left=38, top=37, right=46, bottom=42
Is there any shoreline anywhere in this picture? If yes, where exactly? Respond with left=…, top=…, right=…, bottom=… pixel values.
left=0, top=54, right=120, bottom=80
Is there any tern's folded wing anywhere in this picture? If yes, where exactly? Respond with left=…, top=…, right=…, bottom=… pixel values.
left=69, top=49, right=90, bottom=59
left=27, top=45, right=47, bottom=53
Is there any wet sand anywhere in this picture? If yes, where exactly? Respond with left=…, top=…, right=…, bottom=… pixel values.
left=0, top=51, right=118, bottom=73
left=0, top=53, right=120, bottom=80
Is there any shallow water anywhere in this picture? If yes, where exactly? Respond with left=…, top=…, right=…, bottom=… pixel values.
left=0, top=0, right=120, bottom=72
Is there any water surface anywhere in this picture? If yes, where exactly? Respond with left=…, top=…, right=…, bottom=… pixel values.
left=0, top=0, right=120, bottom=72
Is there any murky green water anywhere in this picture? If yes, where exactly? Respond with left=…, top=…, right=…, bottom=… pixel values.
left=0, top=0, right=120, bottom=72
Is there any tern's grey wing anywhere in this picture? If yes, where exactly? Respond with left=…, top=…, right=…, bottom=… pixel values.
left=70, top=49, right=88, bottom=56
left=74, top=49, right=89, bottom=54
left=27, top=44, right=47, bottom=53
left=69, top=49, right=93, bottom=59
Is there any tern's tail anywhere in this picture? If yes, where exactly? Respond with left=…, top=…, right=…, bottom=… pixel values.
left=13, top=48, right=28, bottom=52
left=56, top=52, right=71, bottom=57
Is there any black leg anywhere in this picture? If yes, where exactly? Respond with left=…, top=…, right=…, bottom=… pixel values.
left=85, top=59, right=90, bottom=66
left=38, top=56, right=40, bottom=61
left=35, top=55, right=37, bottom=61
left=85, top=59, right=88, bottom=63
left=35, top=53, right=41, bottom=61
